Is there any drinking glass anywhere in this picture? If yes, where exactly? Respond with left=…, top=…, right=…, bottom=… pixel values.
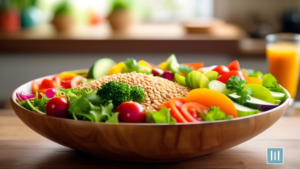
left=266, top=33, right=300, bottom=102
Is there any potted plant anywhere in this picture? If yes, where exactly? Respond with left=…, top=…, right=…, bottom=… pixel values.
left=0, top=0, right=20, bottom=33
left=51, top=0, right=75, bottom=33
left=20, top=0, right=43, bottom=28
left=107, top=0, right=136, bottom=32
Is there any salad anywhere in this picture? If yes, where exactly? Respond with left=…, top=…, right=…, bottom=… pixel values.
left=16, top=54, right=288, bottom=124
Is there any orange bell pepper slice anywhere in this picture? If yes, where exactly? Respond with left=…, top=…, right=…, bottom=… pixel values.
left=185, top=89, right=238, bottom=118
left=58, top=72, right=77, bottom=81
left=182, top=62, right=204, bottom=70
left=245, top=76, right=262, bottom=85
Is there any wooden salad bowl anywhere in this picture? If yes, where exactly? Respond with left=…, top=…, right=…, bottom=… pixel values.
left=11, top=71, right=290, bottom=163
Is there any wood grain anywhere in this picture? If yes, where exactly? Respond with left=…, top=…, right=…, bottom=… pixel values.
left=10, top=77, right=290, bottom=162
left=1, top=110, right=300, bottom=168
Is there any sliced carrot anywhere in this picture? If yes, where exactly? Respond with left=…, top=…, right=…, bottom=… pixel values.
left=180, top=102, right=208, bottom=122
left=185, top=89, right=238, bottom=118
left=245, top=76, right=262, bottom=85
left=169, top=98, right=188, bottom=123
left=182, top=62, right=204, bottom=70
left=157, top=101, right=171, bottom=110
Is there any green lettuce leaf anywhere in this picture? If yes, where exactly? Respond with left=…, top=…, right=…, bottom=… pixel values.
left=200, top=107, right=233, bottom=121
left=147, top=107, right=176, bottom=124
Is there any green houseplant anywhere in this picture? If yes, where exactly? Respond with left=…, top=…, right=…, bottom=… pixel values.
left=107, top=0, right=137, bottom=32
left=51, top=0, right=75, bottom=33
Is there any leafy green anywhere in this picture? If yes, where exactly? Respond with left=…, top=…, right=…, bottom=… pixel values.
left=64, top=88, right=118, bottom=123
left=179, top=65, right=193, bottom=74
left=200, top=107, right=233, bottom=121
left=226, top=76, right=253, bottom=105
left=146, top=107, right=176, bottom=124
left=96, top=81, right=145, bottom=109
left=262, top=73, right=288, bottom=100
left=33, top=92, right=50, bottom=113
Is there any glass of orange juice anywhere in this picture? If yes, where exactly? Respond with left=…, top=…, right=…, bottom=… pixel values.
left=266, top=33, right=300, bottom=101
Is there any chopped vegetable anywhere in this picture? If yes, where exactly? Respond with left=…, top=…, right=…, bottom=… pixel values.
left=182, top=62, right=204, bottom=70
left=108, top=62, right=125, bottom=75
left=200, top=107, right=233, bottom=121
left=123, top=58, right=151, bottom=74
left=96, top=81, right=146, bottom=109
left=162, top=71, right=174, bottom=81
left=217, top=71, right=245, bottom=83
left=213, top=65, right=229, bottom=75
left=180, top=102, right=208, bottom=122
left=226, top=76, right=253, bottom=105
left=45, top=88, right=56, bottom=98
left=179, top=65, right=193, bottom=74
left=185, top=88, right=238, bottom=118
left=46, top=97, right=69, bottom=118
left=88, top=58, right=116, bottom=79
left=147, top=107, right=176, bottom=124
left=227, top=60, right=241, bottom=71
left=245, top=76, right=262, bottom=85
left=158, top=98, right=188, bottom=123
left=242, top=69, right=263, bottom=79
left=16, top=92, right=35, bottom=101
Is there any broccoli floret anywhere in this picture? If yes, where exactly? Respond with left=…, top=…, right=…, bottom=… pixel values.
left=96, top=81, right=145, bottom=109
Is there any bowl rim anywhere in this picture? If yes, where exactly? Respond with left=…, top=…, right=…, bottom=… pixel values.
left=11, top=69, right=291, bottom=126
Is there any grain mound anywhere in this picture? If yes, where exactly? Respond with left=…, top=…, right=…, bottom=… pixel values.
left=75, top=72, right=190, bottom=111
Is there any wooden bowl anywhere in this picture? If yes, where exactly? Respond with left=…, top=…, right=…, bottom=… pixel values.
left=11, top=72, right=290, bottom=163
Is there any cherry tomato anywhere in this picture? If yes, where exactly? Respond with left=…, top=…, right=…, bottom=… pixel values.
left=213, top=65, right=230, bottom=76
left=217, top=71, right=245, bottom=83
left=40, top=79, right=56, bottom=89
left=117, top=101, right=146, bottom=123
left=180, top=102, right=208, bottom=122
left=152, top=67, right=164, bottom=76
left=227, top=60, right=241, bottom=71
left=46, top=97, right=69, bottom=118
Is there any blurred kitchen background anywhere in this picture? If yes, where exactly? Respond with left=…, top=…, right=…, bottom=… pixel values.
left=1, top=0, right=300, bottom=108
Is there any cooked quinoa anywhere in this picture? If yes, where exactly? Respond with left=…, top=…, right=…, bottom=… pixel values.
left=75, top=72, right=190, bottom=111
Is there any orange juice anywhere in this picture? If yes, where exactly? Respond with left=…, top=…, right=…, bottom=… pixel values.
left=267, top=42, right=300, bottom=98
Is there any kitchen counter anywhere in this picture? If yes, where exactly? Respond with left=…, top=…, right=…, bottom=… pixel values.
left=0, top=108, right=299, bottom=169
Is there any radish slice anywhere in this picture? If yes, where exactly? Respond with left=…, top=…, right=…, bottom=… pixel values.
left=45, top=88, right=56, bottom=98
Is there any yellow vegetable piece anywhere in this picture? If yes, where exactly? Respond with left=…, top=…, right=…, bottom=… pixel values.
left=159, top=61, right=168, bottom=70
left=108, top=62, right=125, bottom=75
left=58, top=72, right=77, bottom=80
left=137, top=60, right=152, bottom=69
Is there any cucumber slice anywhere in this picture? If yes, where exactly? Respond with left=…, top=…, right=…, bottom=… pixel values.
left=87, top=58, right=116, bottom=79
left=166, top=54, right=180, bottom=73
left=208, top=80, right=234, bottom=95
left=270, top=91, right=285, bottom=100
left=205, top=71, right=219, bottom=81
left=200, top=74, right=209, bottom=88
left=243, top=84, right=275, bottom=104
left=185, top=71, right=201, bottom=88
left=228, top=93, right=279, bottom=111
left=174, top=73, right=186, bottom=86
left=274, top=99, right=281, bottom=104
left=233, top=102, right=258, bottom=117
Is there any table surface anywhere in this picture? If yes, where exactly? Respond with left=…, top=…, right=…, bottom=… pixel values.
left=1, top=108, right=300, bottom=169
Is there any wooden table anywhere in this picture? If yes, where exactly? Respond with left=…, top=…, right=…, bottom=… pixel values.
left=1, top=109, right=299, bottom=169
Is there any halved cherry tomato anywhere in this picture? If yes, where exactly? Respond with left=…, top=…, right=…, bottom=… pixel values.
left=182, top=62, right=204, bottom=70
left=217, top=71, right=245, bottom=83
left=31, top=80, right=40, bottom=93
left=227, top=60, right=241, bottom=71
left=213, top=65, right=230, bottom=76
left=180, top=102, right=208, bottom=122
left=39, top=79, right=56, bottom=89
